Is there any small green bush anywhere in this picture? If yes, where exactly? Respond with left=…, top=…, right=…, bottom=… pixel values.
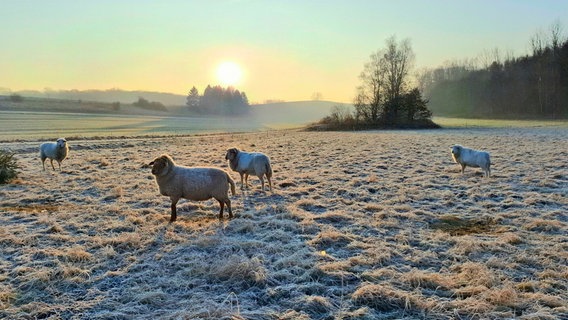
left=0, top=150, right=19, bottom=184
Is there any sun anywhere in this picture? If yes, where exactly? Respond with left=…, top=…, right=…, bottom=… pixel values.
left=216, top=61, right=243, bottom=86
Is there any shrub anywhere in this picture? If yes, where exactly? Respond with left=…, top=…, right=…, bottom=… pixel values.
left=0, top=150, right=19, bottom=184
left=9, top=94, right=23, bottom=103
left=133, top=97, right=167, bottom=112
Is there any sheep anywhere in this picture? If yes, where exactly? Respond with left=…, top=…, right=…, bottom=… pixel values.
left=225, top=147, right=273, bottom=192
left=149, top=154, right=236, bottom=222
left=450, top=145, right=491, bottom=177
left=40, top=138, right=69, bottom=171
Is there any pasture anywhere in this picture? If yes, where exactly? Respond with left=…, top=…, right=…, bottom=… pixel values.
left=0, top=111, right=273, bottom=141
left=0, top=126, right=567, bottom=319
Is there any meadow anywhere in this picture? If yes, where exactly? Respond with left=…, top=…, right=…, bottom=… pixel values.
left=0, top=111, right=273, bottom=141
left=0, top=125, right=567, bottom=319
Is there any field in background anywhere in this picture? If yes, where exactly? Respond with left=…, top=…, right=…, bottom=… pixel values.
left=0, top=111, right=274, bottom=141
left=3, top=112, right=568, bottom=142
left=0, top=99, right=344, bottom=141
left=0, top=127, right=566, bottom=319
left=434, top=116, right=568, bottom=128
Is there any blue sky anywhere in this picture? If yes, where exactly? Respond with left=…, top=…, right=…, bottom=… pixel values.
left=1, top=0, right=567, bottom=103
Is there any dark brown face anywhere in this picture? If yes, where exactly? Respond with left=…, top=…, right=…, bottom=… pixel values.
left=225, top=148, right=238, bottom=161
left=149, top=156, right=168, bottom=175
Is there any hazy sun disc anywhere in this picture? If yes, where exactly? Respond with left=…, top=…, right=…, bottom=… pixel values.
left=216, top=61, right=242, bottom=86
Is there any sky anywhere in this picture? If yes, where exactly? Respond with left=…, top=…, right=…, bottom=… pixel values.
left=1, top=0, right=567, bottom=104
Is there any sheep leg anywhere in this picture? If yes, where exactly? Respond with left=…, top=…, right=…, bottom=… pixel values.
left=50, top=159, right=56, bottom=171
left=57, top=160, right=62, bottom=171
left=259, top=176, right=265, bottom=192
left=218, top=200, right=225, bottom=219
left=41, top=159, right=46, bottom=171
left=169, top=198, right=179, bottom=222
left=244, top=174, right=250, bottom=188
left=226, top=199, right=233, bottom=218
left=239, top=173, right=245, bottom=190
left=460, top=164, right=466, bottom=174
left=267, top=175, right=272, bottom=191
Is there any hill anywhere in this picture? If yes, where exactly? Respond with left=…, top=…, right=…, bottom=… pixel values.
left=4, top=89, right=187, bottom=106
left=1, top=94, right=349, bottom=126
left=251, top=100, right=353, bottom=127
left=0, top=96, right=351, bottom=139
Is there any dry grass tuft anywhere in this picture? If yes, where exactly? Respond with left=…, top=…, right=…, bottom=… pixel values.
left=401, top=269, right=453, bottom=290
left=451, top=262, right=499, bottom=288
left=352, top=283, right=433, bottom=312
left=210, top=256, right=268, bottom=287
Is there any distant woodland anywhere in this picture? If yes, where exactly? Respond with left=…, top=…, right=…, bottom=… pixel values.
left=186, top=85, right=250, bottom=115
left=419, top=22, right=568, bottom=119
left=0, top=88, right=187, bottom=106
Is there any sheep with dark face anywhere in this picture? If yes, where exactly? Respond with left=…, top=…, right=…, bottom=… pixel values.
left=225, top=147, right=273, bottom=191
left=149, top=154, right=236, bottom=222
left=450, top=145, right=491, bottom=177
left=40, top=138, right=69, bottom=171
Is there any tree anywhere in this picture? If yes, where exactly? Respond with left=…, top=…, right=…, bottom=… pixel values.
left=186, top=86, right=200, bottom=110
left=315, top=35, right=437, bottom=131
left=133, top=97, right=167, bottom=112
left=354, top=35, right=433, bottom=127
left=382, top=36, right=415, bottom=122
left=402, top=88, right=431, bottom=122
left=355, top=50, right=387, bottom=124
left=9, top=94, right=23, bottom=102
left=189, top=85, right=250, bottom=115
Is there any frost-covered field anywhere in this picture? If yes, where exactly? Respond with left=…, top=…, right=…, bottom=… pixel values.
left=0, top=128, right=567, bottom=319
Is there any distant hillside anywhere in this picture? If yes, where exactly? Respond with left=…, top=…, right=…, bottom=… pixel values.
left=0, top=94, right=351, bottom=129
left=6, top=89, right=186, bottom=106
left=250, top=101, right=354, bottom=127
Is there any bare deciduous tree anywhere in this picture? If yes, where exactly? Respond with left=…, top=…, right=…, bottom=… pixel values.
left=355, top=50, right=387, bottom=123
left=355, top=36, right=416, bottom=124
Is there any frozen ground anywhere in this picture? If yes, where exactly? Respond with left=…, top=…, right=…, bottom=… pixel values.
left=0, top=127, right=566, bottom=319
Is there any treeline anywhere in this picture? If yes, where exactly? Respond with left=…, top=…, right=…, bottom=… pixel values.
left=419, top=22, right=568, bottom=118
left=0, top=88, right=186, bottom=106
left=186, top=85, right=250, bottom=115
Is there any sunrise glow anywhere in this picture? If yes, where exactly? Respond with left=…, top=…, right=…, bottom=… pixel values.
left=216, top=61, right=243, bottom=86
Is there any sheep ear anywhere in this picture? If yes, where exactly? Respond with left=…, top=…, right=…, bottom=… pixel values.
left=149, top=161, right=155, bottom=166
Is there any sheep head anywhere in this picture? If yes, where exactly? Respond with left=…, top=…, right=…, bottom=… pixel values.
left=56, top=138, right=67, bottom=149
left=225, top=148, right=239, bottom=161
left=450, top=145, right=462, bottom=163
left=450, top=145, right=462, bottom=157
left=149, top=154, right=175, bottom=176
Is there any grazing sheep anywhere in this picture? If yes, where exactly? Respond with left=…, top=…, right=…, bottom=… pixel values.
left=450, top=145, right=491, bottom=177
left=40, top=138, right=69, bottom=171
left=225, top=147, right=273, bottom=191
left=149, top=154, right=236, bottom=222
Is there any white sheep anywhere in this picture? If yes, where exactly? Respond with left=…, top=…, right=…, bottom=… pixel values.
left=149, top=154, right=236, bottom=222
left=225, top=147, right=273, bottom=191
left=40, top=138, right=69, bottom=171
left=450, top=145, right=491, bottom=177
